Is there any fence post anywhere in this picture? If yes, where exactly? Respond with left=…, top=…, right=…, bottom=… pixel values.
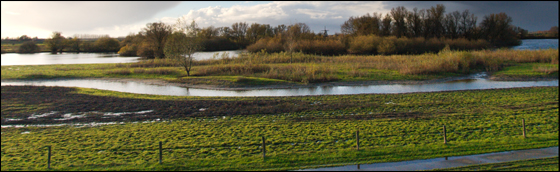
left=522, top=119, right=526, bottom=138
left=262, top=136, right=266, bottom=159
left=159, top=141, right=162, bottom=164
left=356, top=129, right=360, bottom=151
left=47, top=145, right=51, bottom=169
left=443, top=125, right=447, bottom=144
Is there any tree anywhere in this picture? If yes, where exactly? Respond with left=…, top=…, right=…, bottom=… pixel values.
left=426, top=4, right=446, bottom=38
left=284, top=23, right=311, bottom=63
left=45, top=31, right=66, bottom=54
left=340, top=13, right=381, bottom=36
left=390, top=6, right=408, bottom=38
left=459, top=10, right=477, bottom=40
left=444, top=11, right=461, bottom=39
left=381, top=14, right=392, bottom=36
left=480, top=12, right=520, bottom=45
left=165, top=19, right=202, bottom=76
left=93, top=36, right=120, bottom=52
left=17, top=41, right=40, bottom=53
left=67, top=37, right=82, bottom=53
left=118, top=32, right=145, bottom=56
left=231, top=22, right=249, bottom=47
left=142, top=22, right=172, bottom=59
left=406, top=8, right=423, bottom=37
left=18, top=35, right=32, bottom=42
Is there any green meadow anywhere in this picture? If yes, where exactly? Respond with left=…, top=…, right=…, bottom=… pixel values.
left=1, top=86, right=557, bottom=171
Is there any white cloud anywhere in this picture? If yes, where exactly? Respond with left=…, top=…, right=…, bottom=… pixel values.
left=161, top=1, right=389, bottom=34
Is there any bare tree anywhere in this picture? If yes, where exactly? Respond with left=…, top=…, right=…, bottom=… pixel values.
left=165, top=18, right=202, bottom=76
left=390, top=6, right=408, bottom=38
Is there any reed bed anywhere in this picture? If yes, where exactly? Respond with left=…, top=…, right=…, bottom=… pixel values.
left=194, top=63, right=338, bottom=83
left=193, top=48, right=558, bottom=79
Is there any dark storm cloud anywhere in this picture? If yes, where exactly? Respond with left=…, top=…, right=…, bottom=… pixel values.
left=381, top=1, right=558, bottom=31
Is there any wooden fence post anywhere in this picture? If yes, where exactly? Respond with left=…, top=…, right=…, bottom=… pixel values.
left=443, top=125, right=447, bottom=144
left=522, top=119, right=526, bottom=138
left=262, top=136, right=266, bottom=159
left=47, top=146, right=51, bottom=169
left=159, top=141, right=162, bottom=164
left=356, top=129, right=360, bottom=151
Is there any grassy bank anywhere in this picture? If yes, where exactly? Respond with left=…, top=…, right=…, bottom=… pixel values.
left=430, top=156, right=559, bottom=171
left=1, top=43, right=49, bottom=53
left=1, top=49, right=558, bottom=86
left=1, top=86, right=558, bottom=170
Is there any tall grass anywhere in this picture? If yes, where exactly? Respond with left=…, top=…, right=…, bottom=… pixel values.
left=332, top=48, right=558, bottom=75
left=247, top=37, right=346, bottom=55
left=347, top=35, right=491, bottom=55
left=195, top=63, right=338, bottom=83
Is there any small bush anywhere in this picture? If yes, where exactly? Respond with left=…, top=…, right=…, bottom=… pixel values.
left=17, top=41, right=40, bottom=54
left=377, top=37, right=396, bottom=55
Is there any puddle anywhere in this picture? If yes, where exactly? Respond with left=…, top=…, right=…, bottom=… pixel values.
left=298, top=146, right=558, bottom=171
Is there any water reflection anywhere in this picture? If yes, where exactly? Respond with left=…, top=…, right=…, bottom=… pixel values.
left=1, top=73, right=557, bottom=97
left=1, top=50, right=244, bottom=66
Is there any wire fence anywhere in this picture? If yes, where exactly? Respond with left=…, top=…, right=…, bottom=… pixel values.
left=2, top=118, right=558, bottom=169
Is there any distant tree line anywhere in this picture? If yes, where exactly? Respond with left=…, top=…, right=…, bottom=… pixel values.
left=340, top=5, right=524, bottom=47
left=8, top=4, right=555, bottom=56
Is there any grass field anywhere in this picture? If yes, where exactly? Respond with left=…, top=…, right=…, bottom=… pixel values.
left=430, top=156, right=559, bottom=171
left=1, top=86, right=558, bottom=171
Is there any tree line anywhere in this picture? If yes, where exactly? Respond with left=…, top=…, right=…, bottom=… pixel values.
left=8, top=4, right=555, bottom=56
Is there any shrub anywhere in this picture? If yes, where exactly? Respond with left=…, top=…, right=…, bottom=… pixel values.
left=17, top=41, right=40, bottom=54
left=118, top=45, right=138, bottom=56
left=377, top=37, right=397, bottom=55
left=137, top=42, right=156, bottom=59
left=348, top=35, right=382, bottom=54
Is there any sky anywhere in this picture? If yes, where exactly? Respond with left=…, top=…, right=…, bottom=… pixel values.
left=1, top=1, right=558, bottom=39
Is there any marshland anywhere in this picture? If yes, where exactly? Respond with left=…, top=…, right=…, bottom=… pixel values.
left=1, top=3, right=558, bottom=171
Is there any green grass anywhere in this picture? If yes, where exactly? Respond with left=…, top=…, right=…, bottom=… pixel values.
left=1, top=86, right=558, bottom=171
left=430, top=156, right=559, bottom=171
left=493, top=63, right=559, bottom=78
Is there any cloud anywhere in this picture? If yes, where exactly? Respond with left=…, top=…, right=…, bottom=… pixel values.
left=161, top=1, right=389, bottom=34
left=1, top=1, right=180, bottom=34
left=2, top=1, right=556, bottom=38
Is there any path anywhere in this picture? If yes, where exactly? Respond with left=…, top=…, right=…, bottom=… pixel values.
left=298, top=146, right=558, bottom=171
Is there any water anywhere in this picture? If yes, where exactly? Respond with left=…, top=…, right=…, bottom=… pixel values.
left=512, top=39, right=558, bottom=50
left=299, top=147, right=558, bottom=171
left=1, top=73, right=557, bottom=97
left=0, top=50, right=243, bottom=66
left=193, top=50, right=243, bottom=60
left=0, top=52, right=139, bottom=66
